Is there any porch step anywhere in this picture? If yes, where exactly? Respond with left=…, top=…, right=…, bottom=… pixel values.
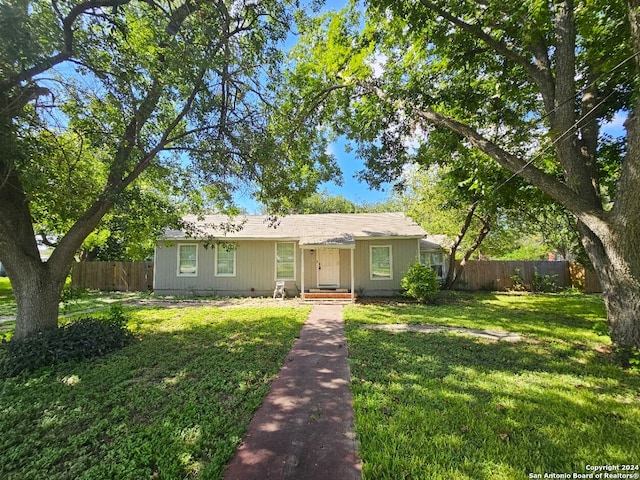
left=302, top=292, right=357, bottom=302
left=309, top=288, right=349, bottom=293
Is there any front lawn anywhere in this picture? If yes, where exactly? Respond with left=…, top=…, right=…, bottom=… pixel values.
left=0, top=305, right=310, bottom=479
left=0, top=279, right=154, bottom=318
left=0, top=277, right=14, bottom=333
left=345, top=293, right=640, bottom=479
left=0, top=276, right=13, bottom=308
left=0, top=276, right=12, bottom=298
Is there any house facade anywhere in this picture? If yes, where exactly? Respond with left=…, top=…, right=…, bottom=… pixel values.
left=153, top=213, right=448, bottom=300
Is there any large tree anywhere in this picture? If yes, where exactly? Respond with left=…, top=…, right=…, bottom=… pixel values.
left=0, top=0, right=336, bottom=341
left=282, top=0, right=640, bottom=349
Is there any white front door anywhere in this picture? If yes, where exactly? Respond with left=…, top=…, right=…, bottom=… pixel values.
left=317, top=248, right=340, bottom=288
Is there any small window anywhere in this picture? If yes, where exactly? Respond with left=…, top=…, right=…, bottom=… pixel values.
left=216, top=244, right=236, bottom=276
left=421, top=251, right=445, bottom=278
left=370, top=245, right=392, bottom=280
left=276, top=242, right=295, bottom=280
left=178, top=244, right=197, bottom=276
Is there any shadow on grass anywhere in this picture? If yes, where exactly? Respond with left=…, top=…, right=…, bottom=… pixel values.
left=0, top=309, right=307, bottom=480
left=348, top=293, right=608, bottom=346
left=347, top=327, right=640, bottom=480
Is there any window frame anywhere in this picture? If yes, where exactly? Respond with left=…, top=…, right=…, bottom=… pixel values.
left=215, top=244, right=236, bottom=277
left=421, top=251, right=446, bottom=279
left=370, top=245, right=393, bottom=280
left=177, top=243, right=198, bottom=277
left=275, top=242, right=296, bottom=280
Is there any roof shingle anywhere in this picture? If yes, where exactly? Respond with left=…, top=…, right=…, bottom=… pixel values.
left=164, top=213, right=427, bottom=243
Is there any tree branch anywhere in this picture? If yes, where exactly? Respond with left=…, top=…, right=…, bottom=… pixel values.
left=359, top=80, right=610, bottom=238
left=47, top=0, right=203, bottom=271
left=121, top=68, right=208, bottom=187
left=443, top=202, right=476, bottom=289
left=0, top=0, right=134, bottom=92
left=38, top=231, right=59, bottom=247
left=417, top=0, right=555, bottom=102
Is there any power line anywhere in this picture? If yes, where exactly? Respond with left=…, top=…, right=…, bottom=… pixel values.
left=471, top=48, right=639, bottom=205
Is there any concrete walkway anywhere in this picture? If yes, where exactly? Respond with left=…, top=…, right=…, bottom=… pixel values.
left=224, top=304, right=362, bottom=480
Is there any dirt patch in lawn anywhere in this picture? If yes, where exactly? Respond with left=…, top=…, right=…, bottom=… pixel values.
left=360, top=323, right=523, bottom=342
left=127, top=296, right=304, bottom=309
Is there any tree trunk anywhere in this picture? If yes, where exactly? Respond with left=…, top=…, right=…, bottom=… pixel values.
left=443, top=203, right=476, bottom=289
left=0, top=163, right=82, bottom=341
left=443, top=205, right=491, bottom=290
left=10, top=262, right=67, bottom=341
left=578, top=220, right=640, bottom=349
left=602, top=275, right=640, bottom=350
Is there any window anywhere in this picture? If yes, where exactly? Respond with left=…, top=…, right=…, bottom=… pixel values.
left=421, top=251, right=445, bottom=278
left=370, top=245, right=392, bottom=280
left=178, top=244, right=197, bottom=276
left=216, top=244, right=236, bottom=276
left=275, top=242, right=295, bottom=279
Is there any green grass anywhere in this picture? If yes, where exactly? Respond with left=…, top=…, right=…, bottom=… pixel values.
left=0, top=277, right=15, bottom=333
left=0, top=305, right=310, bottom=479
left=0, top=281, right=152, bottom=318
left=344, top=293, right=640, bottom=480
left=0, top=276, right=14, bottom=309
left=0, top=276, right=12, bottom=298
left=58, top=290, right=154, bottom=315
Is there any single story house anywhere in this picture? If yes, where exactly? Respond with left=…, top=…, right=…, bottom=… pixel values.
left=154, top=212, right=449, bottom=301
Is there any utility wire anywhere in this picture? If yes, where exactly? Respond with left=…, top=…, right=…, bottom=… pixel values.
left=485, top=87, right=620, bottom=201
left=468, top=49, right=639, bottom=207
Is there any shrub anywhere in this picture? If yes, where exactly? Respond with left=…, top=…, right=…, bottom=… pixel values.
left=509, top=269, right=527, bottom=291
left=532, top=268, right=559, bottom=293
left=509, top=268, right=559, bottom=293
left=0, top=304, right=134, bottom=378
left=61, top=284, right=87, bottom=304
left=401, top=262, right=440, bottom=304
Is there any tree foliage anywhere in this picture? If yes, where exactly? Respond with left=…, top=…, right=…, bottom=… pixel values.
left=0, top=0, right=337, bottom=340
left=290, top=190, right=358, bottom=213
left=281, top=0, right=640, bottom=349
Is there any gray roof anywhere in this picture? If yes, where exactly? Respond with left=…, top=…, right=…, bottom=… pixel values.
left=420, top=236, right=451, bottom=252
left=164, top=213, right=428, bottom=246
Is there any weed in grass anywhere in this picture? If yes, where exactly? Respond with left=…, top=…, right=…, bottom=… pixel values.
left=345, top=294, right=640, bottom=480
left=0, top=305, right=310, bottom=479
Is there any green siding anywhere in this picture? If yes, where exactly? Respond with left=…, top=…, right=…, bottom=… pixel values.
left=352, top=238, right=420, bottom=295
left=154, top=240, right=301, bottom=296
left=154, top=237, right=420, bottom=296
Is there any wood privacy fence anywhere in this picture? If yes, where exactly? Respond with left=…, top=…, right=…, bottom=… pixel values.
left=453, top=260, right=602, bottom=293
left=71, top=261, right=153, bottom=292
left=70, top=260, right=602, bottom=293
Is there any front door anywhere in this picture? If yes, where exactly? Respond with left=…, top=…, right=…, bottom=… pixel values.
left=317, top=248, right=340, bottom=288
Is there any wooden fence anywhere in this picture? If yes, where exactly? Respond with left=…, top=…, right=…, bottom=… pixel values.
left=71, top=261, right=153, bottom=292
left=567, top=262, right=603, bottom=293
left=70, top=260, right=602, bottom=294
left=453, top=260, right=602, bottom=293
